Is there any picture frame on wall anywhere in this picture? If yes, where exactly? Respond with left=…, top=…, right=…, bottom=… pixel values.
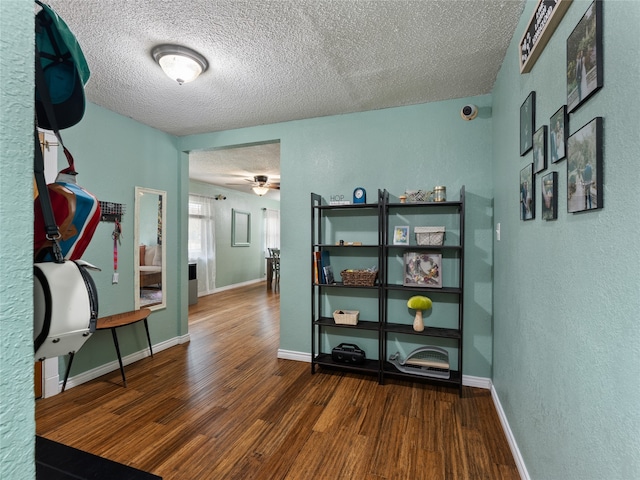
left=403, top=252, right=442, bottom=288
left=567, top=117, right=603, bottom=213
left=393, top=226, right=409, bottom=245
left=567, top=0, right=603, bottom=113
left=520, top=163, right=534, bottom=221
left=520, top=91, right=536, bottom=156
left=550, top=105, right=568, bottom=163
left=542, top=172, right=558, bottom=221
left=533, top=126, right=547, bottom=174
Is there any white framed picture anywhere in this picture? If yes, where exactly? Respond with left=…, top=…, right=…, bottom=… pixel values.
left=393, top=226, right=409, bottom=245
left=403, top=252, right=442, bottom=288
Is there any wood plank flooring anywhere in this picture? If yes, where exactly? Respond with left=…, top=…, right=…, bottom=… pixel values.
left=36, top=283, right=519, bottom=479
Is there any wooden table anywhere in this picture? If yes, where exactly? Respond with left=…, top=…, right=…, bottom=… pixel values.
left=62, top=308, right=153, bottom=391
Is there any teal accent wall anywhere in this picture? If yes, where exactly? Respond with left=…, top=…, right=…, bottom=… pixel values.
left=180, top=95, right=495, bottom=377
left=0, top=1, right=36, bottom=478
left=188, top=180, right=280, bottom=288
left=491, top=1, right=640, bottom=478
left=5, top=1, right=638, bottom=477
left=52, top=102, right=188, bottom=377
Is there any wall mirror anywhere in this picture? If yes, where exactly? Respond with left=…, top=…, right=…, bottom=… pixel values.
left=232, top=209, right=251, bottom=246
left=134, top=186, right=167, bottom=310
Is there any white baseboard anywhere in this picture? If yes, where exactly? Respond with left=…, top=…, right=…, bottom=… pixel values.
left=277, top=349, right=491, bottom=391
left=491, top=384, right=530, bottom=480
left=60, top=333, right=190, bottom=392
left=462, top=374, right=492, bottom=389
left=211, top=278, right=263, bottom=294
left=277, top=349, right=311, bottom=362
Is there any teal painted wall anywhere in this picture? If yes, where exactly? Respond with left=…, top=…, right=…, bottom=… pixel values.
left=53, top=102, right=188, bottom=377
left=180, top=95, right=495, bottom=377
left=188, top=180, right=280, bottom=288
left=491, top=1, right=640, bottom=478
left=0, top=2, right=36, bottom=478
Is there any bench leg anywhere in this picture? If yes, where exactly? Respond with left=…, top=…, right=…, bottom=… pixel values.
left=61, top=352, right=75, bottom=392
left=110, top=328, right=127, bottom=387
left=143, top=318, right=153, bottom=357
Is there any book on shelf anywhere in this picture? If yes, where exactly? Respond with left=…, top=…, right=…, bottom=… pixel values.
left=320, top=251, right=331, bottom=283
left=313, top=251, right=321, bottom=284
left=322, top=265, right=334, bottom=284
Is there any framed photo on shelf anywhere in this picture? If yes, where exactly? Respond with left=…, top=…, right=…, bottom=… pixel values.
left=520, top=91, right=536, bottom=156
left=567, top=117, right=603, bottom=213
left=567, top=0, right=603, bottom=113
left=550, top=106, right=568, bottom=163
left=393, top=226, right=409, bottom=245
left=541, top=172, right=558, bottom=221
left=520, top=163, right=534, bottom=221
left=533, top=126, right=547, bottom=174
left=403, top=252, right=442, bottom=288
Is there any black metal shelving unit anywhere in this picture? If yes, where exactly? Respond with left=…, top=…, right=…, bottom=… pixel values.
left=311, top=187, right=465, bottom=394
left=381, top=187, right=465, bottom=395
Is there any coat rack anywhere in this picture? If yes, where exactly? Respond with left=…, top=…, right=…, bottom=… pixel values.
left=99, top=201, right=125, bottom=223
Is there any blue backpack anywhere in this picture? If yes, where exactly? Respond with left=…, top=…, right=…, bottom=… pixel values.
left=35, top=1, right=90, bottom=130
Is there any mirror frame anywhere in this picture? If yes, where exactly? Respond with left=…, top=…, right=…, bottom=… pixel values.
left=134, top=186, right=167, bottom=311
left=232, top=209, right=251, bottom=246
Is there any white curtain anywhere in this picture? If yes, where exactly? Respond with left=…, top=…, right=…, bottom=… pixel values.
left=188, top=194, right=216, bottom=296
left=264, top=208, right=280, bottom=251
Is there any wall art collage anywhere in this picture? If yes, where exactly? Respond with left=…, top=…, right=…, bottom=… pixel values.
left=520, top=0, right=603, bottom=221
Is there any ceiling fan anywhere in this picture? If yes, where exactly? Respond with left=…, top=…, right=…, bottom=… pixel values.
left=227, top=175, right=280, bottom=195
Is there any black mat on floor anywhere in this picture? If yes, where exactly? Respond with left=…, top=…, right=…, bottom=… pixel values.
left=36, top=436, right=162, bottom=480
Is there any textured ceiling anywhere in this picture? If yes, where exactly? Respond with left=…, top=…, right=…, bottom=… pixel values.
left=44, top=0, right=525, bottom=194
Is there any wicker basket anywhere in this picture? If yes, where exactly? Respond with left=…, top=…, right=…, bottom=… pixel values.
left=340, top=269, right=378, bottom=286
left=405, top=190, right=429, bottom=203
left=415, top=226, right=445, bottom=246
left=333, top=310, right=359, bottom=325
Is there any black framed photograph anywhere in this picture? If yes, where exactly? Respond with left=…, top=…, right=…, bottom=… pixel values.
left=393, top=226, right=409, bottom=245
left=520, top=91, right=536, bottom=156
left=567, top=0, right=603, bottom=113
left=550, top=106, right=568, bottom=163
left=403, top=252, right=442, bottom=288
left=533, top=126, right=547, bottom=174
left=520, top=163, right=534, bottom=221
left=567, top=117, right=603, bottom=213
left=541, top=172, right=558, bottom=221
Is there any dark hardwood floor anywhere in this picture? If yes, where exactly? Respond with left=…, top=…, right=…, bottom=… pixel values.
left=36, top=282, right=519, bottom=479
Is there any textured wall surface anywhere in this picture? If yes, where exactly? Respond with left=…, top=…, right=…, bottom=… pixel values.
left=54, top=102, right=186, bottom=376
left=188, top=180, right=280, bottom=288
left=492, top=1, right=640, bottom=478
left=181, top=94, right=496, bottom=378
left=0, top=1, right=36, bottom=478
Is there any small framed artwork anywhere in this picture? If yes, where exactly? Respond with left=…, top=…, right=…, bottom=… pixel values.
left=231, top=209, right=251, bottom=246
left=404, top=252, right=442, bottom=288
left=533, top=126, right=547, bottom=174
left=550, top=106, right=568, bottom=163
left=567, top=0, right=603, bottom=113
left=520, top=163, right=534, bottom=221
left=541, top=172, right=558, bottom=221
left=520, top=91, right=536, bottom=156
left=567, top=117, right=603, bottom=213
left=393, top=226, right=409, bottom=245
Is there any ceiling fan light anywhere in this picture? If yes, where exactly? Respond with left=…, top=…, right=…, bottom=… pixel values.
left=252, top=186, right=270, bottom=196
left=152, top=44, right=208, bottom=85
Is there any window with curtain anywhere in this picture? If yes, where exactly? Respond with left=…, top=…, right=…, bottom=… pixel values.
left=188, top=194, right=216, bottom=296
left=264, top=208, right=280, bottom=252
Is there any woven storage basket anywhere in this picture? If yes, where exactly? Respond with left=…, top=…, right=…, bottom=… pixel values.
left=340, top=269, right=378, bottom=286
left=333, top=310, right=359, bottom=325
left=415, top=226, right=445, bottom=246
left=405, top=190, right=429, bottom=202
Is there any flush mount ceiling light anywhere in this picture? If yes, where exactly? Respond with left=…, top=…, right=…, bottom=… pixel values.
left=252, top=186, right=270, bottom=196
left=152, top=44, right=208, bottom=85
